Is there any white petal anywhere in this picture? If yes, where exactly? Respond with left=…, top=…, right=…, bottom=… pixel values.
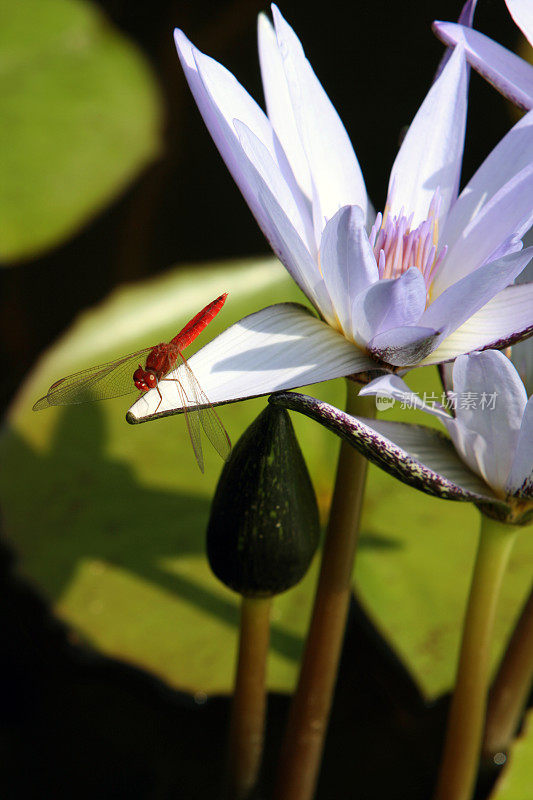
left=256, top=182, right=335, bottom=322
left=192, top=45, right=312, bottom=237
left=351, top=268, right=427, bottom=345
left=422, top=248, right=533, bottom=337
left=434, top=164, right=533, bottom=294
left=126, top=304, right=376, bottom=420
left=319, top=206, right=378, bottom=337
left=173, top=49, right=327, bottom=314
left=258, top=13, right=312, bottom=199
left=388, top=44, right=468, bottom=226
left=434, top=0, right=478, bottom=79
left=174, top=30, right=311, bottom=247
left=446, top=351, right=527, bottom=492
left=437, top=109, right=533, bottom=292
left=271, top=5, right=369, bottom=230
left=234, top=119, right=315, bottom=250
left=434, top=22, right=533, bottom=110
left=507, top=396, right=533, bottom=496
left=367, top=325, right=441, bottom=367
left=506, top=0, right=533, bottom=47
left=420, top=282, right=533, bottom=365
left=360, top=374, right=451, bottom=421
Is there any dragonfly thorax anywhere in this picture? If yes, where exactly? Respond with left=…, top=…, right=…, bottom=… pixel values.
left=133, top=343, right=180, bottom=393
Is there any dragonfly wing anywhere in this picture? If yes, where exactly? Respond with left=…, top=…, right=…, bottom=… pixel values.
left=173, top=379, right=205, bottom=473
left=33, top=347, right=155, bottom=410
left=175, top=354, right=232, bottom=462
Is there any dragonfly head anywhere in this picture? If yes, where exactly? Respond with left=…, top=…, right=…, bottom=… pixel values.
left=133, top=366, right=158, bottom=392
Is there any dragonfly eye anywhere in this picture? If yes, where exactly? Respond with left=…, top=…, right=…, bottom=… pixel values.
left=146, top=372, right=158, bottom=389
left=133, top=366, right=150, bottom=392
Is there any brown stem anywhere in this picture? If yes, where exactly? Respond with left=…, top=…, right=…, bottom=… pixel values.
left=483, top=583, right=533, bottom=757
left=226, top=595, right=272, bottom=800
left=272, top=382, right=375, bottom=800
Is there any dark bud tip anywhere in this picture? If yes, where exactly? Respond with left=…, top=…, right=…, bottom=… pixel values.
left=207, top=405, right=320, bottom=597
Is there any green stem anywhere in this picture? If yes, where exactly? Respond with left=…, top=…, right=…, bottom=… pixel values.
left=226, top=596, right=272, bottom=800
left=272, top=381, right=375, bottom=800
left=433, top=515, right=517, bottom=800
left=483, top=580, right=533, bottom=757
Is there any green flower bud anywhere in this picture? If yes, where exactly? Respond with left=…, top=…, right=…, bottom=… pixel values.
left=207, top=405, right=320, bottom=597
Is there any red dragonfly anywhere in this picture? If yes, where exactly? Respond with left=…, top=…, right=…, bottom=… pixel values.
left=33, top=293, right=231, bottom=472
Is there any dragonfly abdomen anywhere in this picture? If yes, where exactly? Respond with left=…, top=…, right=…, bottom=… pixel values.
left=171, top=293, right=227, bottom=351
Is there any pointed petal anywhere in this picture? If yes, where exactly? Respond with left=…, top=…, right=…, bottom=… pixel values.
left=269, top=391, right=504, bottom=508
left=506, top=0, right=533, bottom=46
left=438, top=110, right=533, bottom=284
left=433, top=22, right=533, bottom=110
left=174, top=29, right=311, bottom=247
left=368, top=326, right=441, bottom=367
left=507, top=396, right=533, bottom=497
left=256, top=181, right=335, bottom=322
left=388, top=44, right=468, bottom=226
left=435, top=1, right=478, bottom=80
left=420, top=282, right=533, bottom=365
left=351, top=267, right=427, bottom=345
left=423, top=248, right=533, bottom=338
left=458, top=0, right=478, bottom=26
left=319, top=206, right=379, bottom=336
left=447, top=351, right=527, bottom=493
left=360, top=373, right=452, bottom=421
left=126, top=304, right=376, bottom=421
left=257, top=13, right=312, bottom=198
left=270, top=5, right=369, bottom=229
left=173, top=46, right=327, bottom=314
left=234, top=119, right=314, bottom=250
left=435, top=164, right=533, bottom=293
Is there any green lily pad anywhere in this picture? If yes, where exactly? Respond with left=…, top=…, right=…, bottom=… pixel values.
left=490, top=710, right=533, bottom=800
left=1, top=256, right=532, bottom=699
left=0, top=0, right=161, bottom=263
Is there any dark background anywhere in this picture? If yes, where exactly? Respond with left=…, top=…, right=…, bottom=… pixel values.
left=0, top=1, right=525, bottom=797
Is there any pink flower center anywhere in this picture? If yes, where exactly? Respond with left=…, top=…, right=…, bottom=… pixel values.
left=368, top=190, right=447, bottom=291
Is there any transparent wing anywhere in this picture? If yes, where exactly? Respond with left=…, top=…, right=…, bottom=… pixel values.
left=174, top=378, right=205, bottom=473
left=33, top=347, right=156, bottom=411
left=161, top=353, right=232, bottom=464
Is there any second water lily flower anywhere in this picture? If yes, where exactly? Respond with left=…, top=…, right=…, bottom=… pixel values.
left=271, top=350, right=533, bottom=526
left=129, top=5, right=533, bottom=422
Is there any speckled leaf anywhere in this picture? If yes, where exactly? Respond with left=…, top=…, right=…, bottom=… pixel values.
left=269, top=391, right=507, bottom=511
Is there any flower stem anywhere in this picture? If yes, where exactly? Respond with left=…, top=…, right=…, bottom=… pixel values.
left=226, top=595, right=272, bottom=800
left=483, top=580, right=533, bottom=757
left=433, top=515, right=517, bottom=800
left=272, top=381, right=375, bottom=800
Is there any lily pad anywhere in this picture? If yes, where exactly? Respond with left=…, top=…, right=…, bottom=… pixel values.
left=490, top=710, right=533, bottom=800
left=0, top=0, right=161, bottom=263
left=1, top=256, right=532, bottom=699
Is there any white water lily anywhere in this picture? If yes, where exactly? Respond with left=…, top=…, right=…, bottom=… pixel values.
left=434, top=0, right=533, bottom=110
left=129, top=5, right=533, bottom=422
left=361, top=351, right=532, bottom=502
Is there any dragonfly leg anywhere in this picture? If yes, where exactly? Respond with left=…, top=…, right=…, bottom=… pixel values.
left=155, top=383, right=163, bottom=413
